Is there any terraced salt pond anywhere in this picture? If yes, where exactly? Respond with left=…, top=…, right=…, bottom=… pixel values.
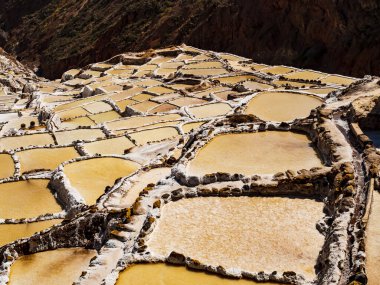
left=182, top=122, right=205, bottom=133
left=106, top=114, right=181, bottom=131
left=0, top=220, right=62, bottom=246
left=63, top=157, right=140, bottom=205
left=187, top=132, right=322, bottom=176
left=9, top=248, right=96, bottom=285
left=147, top=197, right=324, bottom=280
left=17, top=147, right=79, bottom=173
left=54, top=129, right=105, bottom=145
left=245, top=92, right=323, bottom=122
left=187, top=103, right=232, bottom=119
left=83, top=136, right=135, bottom=155
left=116, top=263, right=279, bottom=285
left=0, top=133, right=54, bottom=151
left=366, top=190, right=380, bottom=284
left=0, top=180, right=62, bottom=219
left=118, top=168, right=171, bottom=207
left=320, top=75, right=355, bottom=86
left=129, top=127, right=179, bottom=145
left=0, top=153, right=14, bottom=179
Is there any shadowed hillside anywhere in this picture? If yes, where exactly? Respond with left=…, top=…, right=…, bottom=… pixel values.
left=0, top=0, right=379, bottom=79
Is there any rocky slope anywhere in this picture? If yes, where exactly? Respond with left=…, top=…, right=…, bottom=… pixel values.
left=0, top=0, right=379, bottom=79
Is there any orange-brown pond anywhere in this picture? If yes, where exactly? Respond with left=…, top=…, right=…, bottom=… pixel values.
left=0, top=153, right=14, bottom=179
left=147, top=197, right=324, bottom=280
left=17, top=147, right=79, bottom=173
left=9, top=248, right=96, bottom=285
left=187, top=132, right=322, bottom=176
left=63, top=157, right=140, bottom=205
left=245, top=92, right=323, bottom=122
left=0, top=220, right=62, bottom=246
left=0, top=180, right=62, bottom=219
left=116, top=263, right=280, bottom=285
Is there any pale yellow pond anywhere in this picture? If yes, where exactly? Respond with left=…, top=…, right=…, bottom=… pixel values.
left=119, top=168, right=171, bottom=207
left=54, top=129, right=105, bottom=144
left=160, top=62, right=183, bottom=69
left=89, top=111, right=121, bottom=124
left=0, top=220, right=62, bottom=246
left=181, top=69, right=228, bottom=76
left=60, top=116, right=96, bottom=129
left=188, top=103, right=232, bottom=119
left=57, top=107, right=90, bottom=120
left=17, top=147, right=79, bottom=173
left=82, top=101, right=113, bottom=114
left=284, top=70, right=324, bottom=81
left=40, top=94, right=74, bottom=104
left=0, top=180, right=62, bottom=219
left=131, top=93, right=154, bottom=102
left=183, top=61, right=224, bottom=69
left=187, top=132, right=322, bottom=176
left=54, top=94, right=109, bottom=112
left=116, top=263, right=279, bottom=285
left=261, top=66, right=295, bottom=75
left=219, top=53, right=247, bottom=61
left=63, top=157, right=140, bottom=205
left=193, top=86, right=229, bottom=98
left=319, top=75, right=356, bottom=86
left=182, top=122, right=205, bottom=134
left=132, top=101, right=160, bottom=113
left=0, top=153, right=15, bottom=179
left=217, top=75, right=258, bottom=84
left=109, top=87, right=144, bottom=101
left=155, top=68, right=177, bottom=77
left=273, top=80, right=315, bottom=88
left=116, top=99, right=137, bottom=111
left=0, top=133, right=55, bottom=151
left=170, top=97, right=207, bottom=107
left=129, top=127, right=179, bottom=145
left=9, top=248, right=96, bottom=285
left=242, top=81, right=273, bottom=91
left=366, top=190, right=380, bottom=285
left=147, top=197, right=324, bottom=280
left=245, top=91, right=323, bottom=122
left=146, top=86, right=173, bottom=95
left=305, top=88, right=338, bottom=96
left=83, top=136, right=135, bottom=155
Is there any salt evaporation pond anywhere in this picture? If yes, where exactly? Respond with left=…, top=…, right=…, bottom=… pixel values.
left=0, top=220, right=62, bottom=246
left=0, top=180, right=62, bottom=219
left=63, top=157, right=140, bottom=205
left=245, top=91, right=322, bottom=122
left=187, top=131, right=322, bottom=176
left=116, top=263, right=280, bottom=285
left=366, top=190, right=380, bottom=284
left=9, top=248, right=96, bottom=285
left=147, top=197, right=324, bottom=280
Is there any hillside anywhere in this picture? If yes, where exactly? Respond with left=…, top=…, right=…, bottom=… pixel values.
left=0, top=0, right=379, bottom=79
